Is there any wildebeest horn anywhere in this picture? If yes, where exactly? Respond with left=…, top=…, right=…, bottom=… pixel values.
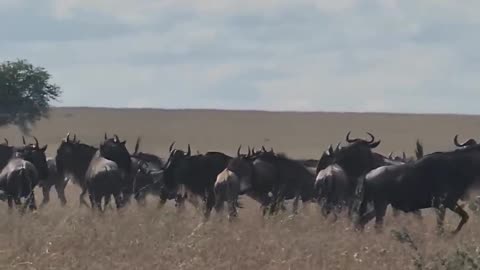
left=187, top=144, right=191, bottom=156
left=134, top=137, right=141, bottom=154
left=402, top=152, right=407, bottom=160
left=366, top=132, right=375, bottom=143
left=262, top=146, right=267, bottom=152
left=328, top=144, right=334, bottom=154
left=22, top=136, right=26, bottom=145
left=453, top=134, right=476, bottom=147
left=114, top=134, right=120, bottom=143
left=33, top=136, right=39, bottom=148
left=237, top=145, right=242, bottom=156
left=66, top=132, right=70, bottom=142
left=346, top=131, right=355, bottom=143
left=104, top=133, right=108, bottom=140
left=3, top=138, right=8, bottom=145
left=73, top=134, right=77, bottom=142
left=169, top=141, right=175, bottom=152
left=248, top=146, right=251, bottom=156
left=388, top=152, right=393, bottom=159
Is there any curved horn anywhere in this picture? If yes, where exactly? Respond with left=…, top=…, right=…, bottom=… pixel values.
left=73, top=134, right=77, bottom=142
left=366, top=132, right=375, bottom=143
left=388, top=152, right=393, bottom=159
left=22, top=136, right=26, bottom=145
left=248, top=146, right=251, bottom=156
left=114, top=134, right=120, bottom=143
left=454, top=134, right=467, bottom=147
left=104, top=133, right=108, bottom=140
left=66, top=132, right=70, bottom=142
left=187, top=144, right=191, bottom=156
left=3, top=138, right=8, bottom=145
left=262, top=146, right=267, bottom=152
left=346, top=131, right=356, bottom=143
left=169, top=141, right=175, bottom=152
left=237, top=145, right=242, bottom=156
left=33, top=136, right=39, bottom=148
left=134, top=137, right=141, bottom=154
left=402, top=152, right=407, bottom=160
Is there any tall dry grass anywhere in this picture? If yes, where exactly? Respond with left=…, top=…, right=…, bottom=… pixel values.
left=0, top=185, right=479, bottom=270
left=2, top=107, right=480, bottom=269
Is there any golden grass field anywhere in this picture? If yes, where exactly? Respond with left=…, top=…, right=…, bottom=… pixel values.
left=1, top=107, right=480, bottom=269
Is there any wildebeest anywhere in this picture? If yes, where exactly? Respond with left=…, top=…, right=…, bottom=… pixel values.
left=55, top=133, right=132, bottom=210
left=314, top=132, right=382, bottom=218
left=214, top=145, right=315, bottom=218
left=55, top=133, right=98, bottom=206
left=38, top=157, right=69, bottom=207
left=355, top=135, right=480, bottom=234
left=0, top=137, right=48, bottom=212
left=129, top=137, right=167, bottom=207
left=84, top=134, right=132, bottom=211
left=163, top=143, right=232, bottom=219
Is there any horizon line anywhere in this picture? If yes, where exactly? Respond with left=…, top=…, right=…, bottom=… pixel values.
left=51, top=106, right=480, bottom=117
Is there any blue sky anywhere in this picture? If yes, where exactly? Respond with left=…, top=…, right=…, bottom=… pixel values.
left=1, top=0, right=479, bottom=114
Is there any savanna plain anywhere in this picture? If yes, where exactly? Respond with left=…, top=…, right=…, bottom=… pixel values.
left=1, top=107, right=480, bottom=270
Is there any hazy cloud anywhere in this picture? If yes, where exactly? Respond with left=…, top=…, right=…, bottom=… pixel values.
left=1, top=0, right=479, bottom=113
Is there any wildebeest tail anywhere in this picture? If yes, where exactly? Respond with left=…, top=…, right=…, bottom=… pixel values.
left=415, top=139, right=424, bottom=159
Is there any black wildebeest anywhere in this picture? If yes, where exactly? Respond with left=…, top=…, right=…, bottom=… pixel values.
left=85, top=134, right=132, bottom=211
left=314, top=132, right=382, bottom=218
left=129, top=137, right=167, bottom=207
left=163, top=143, right=232, bottom=219
left=215, top=145, right=316, bottom=218
left=355, top=135, right=480, bottom=234
left=0, top=137, right=48, bottom=212
left=56, top=133, right=132, bottom=210
left=55, top=134, right=98, bottom=207
left=38, top=133, right=81, bottom=207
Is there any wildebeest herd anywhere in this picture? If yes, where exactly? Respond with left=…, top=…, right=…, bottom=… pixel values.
left=1, top=131, right=480, bottom=235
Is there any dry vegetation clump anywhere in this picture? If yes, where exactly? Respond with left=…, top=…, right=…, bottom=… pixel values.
left=0, top=187, right=479, bottom=270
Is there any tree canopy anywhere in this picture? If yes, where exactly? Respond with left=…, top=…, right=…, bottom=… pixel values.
left=0, top=59, right=62, bottom=133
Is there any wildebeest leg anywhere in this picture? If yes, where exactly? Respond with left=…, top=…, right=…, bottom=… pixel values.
left=157, top=197, right=167, bottom=209
left=292, top=191, right=301, bottom=215
left=450, top=204, right=469, bottom=234
left=55, top=182, right=67, bottom=206
left=270, top=184, right=287, bottom=215
left=204, top=190, right=215, bottom=220
left=374, top=200, right=388, bottom=233
left=27, top=192, right=37, bottom=211
left=356, top=209, right=376, bottom=232
left=113, top=193, right=123, bottom=209
left=79, top=186, right=89, bottom=207
left=435, top=205, right=446, bottom=235
left=7, top=196, right=14, bottom=213
left=40, top=185, right=51, bottom=208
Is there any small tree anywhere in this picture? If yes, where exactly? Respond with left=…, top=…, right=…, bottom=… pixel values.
left=0, top=59, right=62, bottom=133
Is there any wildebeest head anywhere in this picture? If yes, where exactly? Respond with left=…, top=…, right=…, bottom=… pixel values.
left=331, top=131, right=382, bottom=178
left=454, top=135, right=477, bottom=148
left=162, top=142, right=191, bottom=191
left=100, top=133, right=132, bottom=173
left=56, top=133, right=97, bottom=181
left=316, top=143, right=341, bottom=175
left=226, top=145, right=255, bottom=193
left=19, top=136, right=49, bottom=179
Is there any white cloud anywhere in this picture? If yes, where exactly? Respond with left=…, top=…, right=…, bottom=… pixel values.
left=1, top=0, right=480, bottom=113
